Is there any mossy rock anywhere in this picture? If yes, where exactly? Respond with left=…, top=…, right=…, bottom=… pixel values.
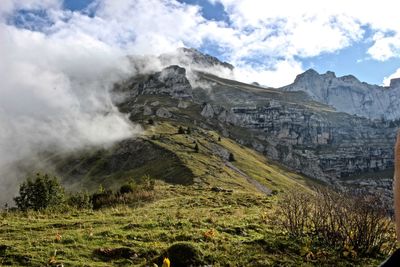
left=154, top=242, right=206, bottom=267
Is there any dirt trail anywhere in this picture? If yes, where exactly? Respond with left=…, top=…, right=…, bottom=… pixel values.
left=225, top=162, right=272, bottom=195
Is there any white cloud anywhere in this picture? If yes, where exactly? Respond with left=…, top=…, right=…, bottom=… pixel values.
left=233, top=59, right=304, bottom=87
left=367, top=32, right=400, bottom=61
left=383, top=68, right=400, bottom=86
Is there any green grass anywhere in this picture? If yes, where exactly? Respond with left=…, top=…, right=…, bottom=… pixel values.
left=0, top=183, right=386, bottom=266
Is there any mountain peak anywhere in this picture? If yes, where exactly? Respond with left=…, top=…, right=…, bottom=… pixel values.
left=160, top=47, right=234, bottom=72
left=282, top=69, right=400, bottom=120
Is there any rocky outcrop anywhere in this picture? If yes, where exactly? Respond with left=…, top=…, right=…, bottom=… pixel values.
left=281, top=69, right=400, bottom=120
left=114, top=65, right=193, bottom=102
left=210, top=103, right=395, bottom=182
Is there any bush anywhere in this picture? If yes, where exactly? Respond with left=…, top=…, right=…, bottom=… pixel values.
left=67, top=191, right=92, bottom=209
left=178, top=126, right=185, bottom=134
left=274, top=187, right=395, bottom=257
left=119, top=183, right=136, bottom=195
left=91, top=189, right=114, bottom=210
left=93, top=175, right=156, bottom=209
left=136, top=174, right=155, bottom=191
left=14, top=173, right=65, bottom=211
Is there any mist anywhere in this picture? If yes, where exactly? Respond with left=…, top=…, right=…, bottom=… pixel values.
left=0, top=22, right=146, bottom=204
left=0, top=0, right=237, bottom=205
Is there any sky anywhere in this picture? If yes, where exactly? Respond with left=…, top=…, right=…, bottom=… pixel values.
left=2, top=0, right=400, bottom=87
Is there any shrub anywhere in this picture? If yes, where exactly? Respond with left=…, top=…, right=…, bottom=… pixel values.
left=14, top=173, right=65, bottom=211
left=178, top=126, right=185, bottom=134
left=137, top=174, right=155, bottom=191
left=91, top=189, right=114, bottom=210
left=194, top=143, right=199, bottom=153
left=93, top=175, right=156, bottom=209
left=67, top=191, right=92, bottom=209
left=119, top=183, right=136, bottom=195
left=274, top=187, right=395, bottom=257
left=228, top=152, right=235, bottom=162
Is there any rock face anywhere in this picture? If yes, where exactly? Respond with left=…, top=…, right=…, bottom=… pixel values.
left=114, top=65, right=193, bottom=102
left=114, top=58, right=398, bottom=186
left=210, top=102, right=395, bottom=182
left=281, top=69, right=400, bottom=120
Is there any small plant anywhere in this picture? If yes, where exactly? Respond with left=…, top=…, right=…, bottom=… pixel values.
left=119, top=182, right=136, bottom=195
left=228, top=152, right=235, bottom=162
left=14, top=173, right=65, bottom=211
left=178, top=126, right=185, bottom=134
left=162, top=257, right=170, bottom=267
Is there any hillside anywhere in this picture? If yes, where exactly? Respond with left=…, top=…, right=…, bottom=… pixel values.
left=0, top=121, right=391, bottom=266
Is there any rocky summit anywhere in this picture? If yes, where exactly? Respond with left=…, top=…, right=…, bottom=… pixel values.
left=282, top=68, right=400, bottom=120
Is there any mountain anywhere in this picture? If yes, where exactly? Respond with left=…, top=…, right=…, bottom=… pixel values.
left=281, top=69, right=400, bottom=120
left=3, top=49, right=395, bottom=266
left=113, top=62, right=396, bottom=192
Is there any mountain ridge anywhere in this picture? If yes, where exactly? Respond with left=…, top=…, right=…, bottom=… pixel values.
left=281, top=68, right=400, bottom=120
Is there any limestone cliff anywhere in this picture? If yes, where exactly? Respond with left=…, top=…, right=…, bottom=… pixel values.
left=281, top=69, right=400, bottom=120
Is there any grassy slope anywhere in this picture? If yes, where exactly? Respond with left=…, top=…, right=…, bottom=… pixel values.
left=0, top=122, right=386, bottom=266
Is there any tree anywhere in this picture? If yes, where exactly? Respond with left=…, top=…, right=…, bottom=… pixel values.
left=228, top=152, right=235, bottom=162
left=194, top=143, right=199, bottom=153
left=178, top=126, right=185, bottom=134
left=186, top=127, right=191, bottom=134
left=14, top=173, right=65, bottom=211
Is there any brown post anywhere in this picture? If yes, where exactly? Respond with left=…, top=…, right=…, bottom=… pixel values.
left=394, top=131, right=400, bottom=241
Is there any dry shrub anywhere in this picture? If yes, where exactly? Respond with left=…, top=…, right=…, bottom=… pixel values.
left=275, top=187, right=396, bottom=257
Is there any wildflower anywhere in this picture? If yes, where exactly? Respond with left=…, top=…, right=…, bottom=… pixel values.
left=55, top=233, right=62, bottom=242
left=162, top=257, right=170, bottom=267
left=204, top=229, right=216, bottom=239
left=48, top=256, right=57, bottom=264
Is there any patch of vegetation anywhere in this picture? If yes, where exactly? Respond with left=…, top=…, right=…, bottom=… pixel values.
left=14, top=173, right=65, bottom=211
left=273, top=187, right=397, bottom=258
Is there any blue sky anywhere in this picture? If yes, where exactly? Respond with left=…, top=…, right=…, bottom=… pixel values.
left=3, top=0, right=400, bottom=87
